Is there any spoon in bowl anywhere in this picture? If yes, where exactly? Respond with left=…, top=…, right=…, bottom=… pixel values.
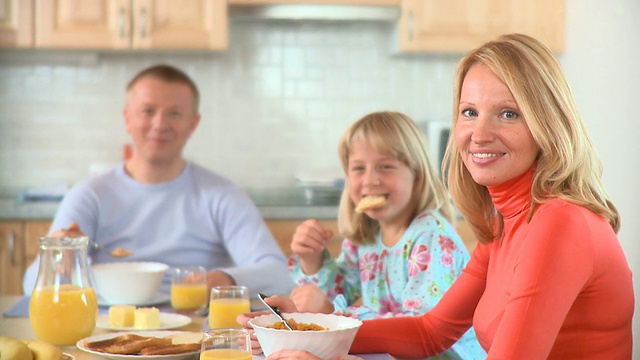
left=257, top=292, right=293, bottom=331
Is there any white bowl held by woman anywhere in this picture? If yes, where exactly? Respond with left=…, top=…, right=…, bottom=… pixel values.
left=249, top=312, right=362, bottom=359
left=91, top=262, right=168, bottom=305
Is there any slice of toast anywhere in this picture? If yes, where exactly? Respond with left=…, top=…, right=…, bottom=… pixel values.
left=355, top=195, right=387, bottom=213
left=140, top=342, right=201, bottom=355
left=86, top=334, right=172, bottom=355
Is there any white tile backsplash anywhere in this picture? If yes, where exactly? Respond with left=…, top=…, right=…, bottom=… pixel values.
left=0, top=22, right=457, bottom=189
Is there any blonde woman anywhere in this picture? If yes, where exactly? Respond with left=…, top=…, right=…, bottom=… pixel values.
left=287, top=111, right=485, bottom=359
left=345, top=34, right=634, bottom=359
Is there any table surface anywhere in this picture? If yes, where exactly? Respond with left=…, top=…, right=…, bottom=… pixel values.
left=0, top=295, right=206, bottom=359
left=1, top=296, right=394, bottom=360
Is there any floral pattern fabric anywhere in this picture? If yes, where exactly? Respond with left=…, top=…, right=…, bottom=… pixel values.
left=289, top=210, right=486, bottom=360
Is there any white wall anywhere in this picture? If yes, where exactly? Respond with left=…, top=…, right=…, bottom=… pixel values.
left=0, top=22, right=458, bottom=189
left=0, top=0, right=638, bottom=354
left=562, top=0, right=640, bottom=356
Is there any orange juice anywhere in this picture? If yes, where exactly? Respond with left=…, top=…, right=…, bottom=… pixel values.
left=171, top=283, right=208, bottom=312
left=29, top=284, right=98, bottom=346
left=208, top=298, right=250, bottom=329
left=200, top=349, right=252, bottom=360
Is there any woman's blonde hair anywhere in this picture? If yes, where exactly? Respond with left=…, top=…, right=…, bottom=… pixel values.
left=444, top=33, right=619, bottom=243
left=337, top=111, right=455, bottom=244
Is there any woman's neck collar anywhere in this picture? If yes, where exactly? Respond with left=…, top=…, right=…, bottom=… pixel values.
left=487, top=164, right=536, bottom=218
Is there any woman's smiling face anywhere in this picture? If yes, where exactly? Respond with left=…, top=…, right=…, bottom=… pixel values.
left=455, top=63, right=540, bottom=187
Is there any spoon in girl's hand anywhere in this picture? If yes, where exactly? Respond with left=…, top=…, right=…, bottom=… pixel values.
left=258, top=292, right=293, bottom=330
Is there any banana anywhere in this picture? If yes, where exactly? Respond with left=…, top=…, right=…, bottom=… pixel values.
left=20, top=339, right=63, bottom=360
left=0, top=336, right=34, bottom=360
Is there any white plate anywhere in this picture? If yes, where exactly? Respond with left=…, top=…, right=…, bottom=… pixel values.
left=98, top=293, right=171, bottom=307
left=96, top=312, right=192, bottom=331
left=76, top=331, right=199, bottom=360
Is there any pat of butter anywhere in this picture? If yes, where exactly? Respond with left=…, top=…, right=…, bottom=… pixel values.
left=108, top=305, right=136, bottom=327
left=134, top=307, right=160, bottom=329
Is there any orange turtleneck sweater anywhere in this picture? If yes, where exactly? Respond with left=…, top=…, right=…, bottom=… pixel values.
left=350, top=166, right=634, bottom=359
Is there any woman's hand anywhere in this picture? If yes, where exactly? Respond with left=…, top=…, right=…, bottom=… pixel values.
left=291, top=219, right=334, bottom=274
left=290, top=284, right=334, bottom=314
left=267, top=350, right=363, bottom=360
left=266, top=349, right=322, bottom=359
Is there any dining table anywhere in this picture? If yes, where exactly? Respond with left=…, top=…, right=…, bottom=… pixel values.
left=0, top=294, right=207, bottom=359
left=1, top=295, right=394, bottom=360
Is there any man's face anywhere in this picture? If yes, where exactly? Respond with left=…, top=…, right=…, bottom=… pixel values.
left=124, top=77, right=200, bottom=166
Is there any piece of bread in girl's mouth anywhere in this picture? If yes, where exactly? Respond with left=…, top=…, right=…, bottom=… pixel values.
left=355, top=195, right=387, bottom=213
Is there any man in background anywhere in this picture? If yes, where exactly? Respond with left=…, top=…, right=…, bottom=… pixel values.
left=23, top=64, right=293, bottom=298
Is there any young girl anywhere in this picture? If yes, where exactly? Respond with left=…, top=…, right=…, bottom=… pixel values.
left=287, top=111, right=485, bottom=359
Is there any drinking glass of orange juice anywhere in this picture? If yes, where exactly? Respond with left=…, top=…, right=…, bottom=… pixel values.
left=29, top=236, right=98, bottom=346
left=200, top=328, right=251, bottom=360
left=171, top=266, right=208, bottom=315
left=209, top=285, right=250, bottom=329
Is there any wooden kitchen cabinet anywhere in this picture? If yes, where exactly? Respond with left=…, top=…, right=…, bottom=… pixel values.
left=266, top=218, right=477, bottom=258
left=0, top=221, right=25, bottom=295
left=34, top=0, right=228, bottom=50
left=0, top=0, right=34, bottom=47
left=266, top=219, right=343, bottom=258
left=0, top=220, right=51, bottom=295
left=229, top=0, right=399, bottom=5
left=398, top=0, right=565, bottom=53
left=23, top=220, right=52, bottom=272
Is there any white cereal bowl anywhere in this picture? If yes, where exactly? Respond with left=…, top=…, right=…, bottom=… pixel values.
left=249, top=312, right=362, bottom=359
left=91, top=262, right=168, bottom=305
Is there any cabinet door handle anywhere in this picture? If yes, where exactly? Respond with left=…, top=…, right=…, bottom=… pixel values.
left=118, top=7, right=127, bottom=39
left=8, top=230, right=16, bottom=265
left=138, top=7, right=147, bottom=39
left=408, top=10, right=414, bottom=41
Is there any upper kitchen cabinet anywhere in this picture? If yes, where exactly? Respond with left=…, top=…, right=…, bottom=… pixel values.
left=35, top=0, right=228, bottom=50
left=0, top=0, right=33, bottom=47
left=229, top=0, right=399, bottom=4
left=398, top=0, right=565, bottom=53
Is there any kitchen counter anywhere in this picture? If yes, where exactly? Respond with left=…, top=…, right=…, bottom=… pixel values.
left=0, top=186, right=341, bottom=221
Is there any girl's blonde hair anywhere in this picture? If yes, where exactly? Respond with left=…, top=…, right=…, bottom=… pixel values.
left=444, top=33, right=619, bottom=243
left=338, top=111, right=455, bottom=244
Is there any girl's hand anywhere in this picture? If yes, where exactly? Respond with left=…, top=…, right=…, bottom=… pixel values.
left=290, top=284, right=334, bottom=314
left=291, top=219, right=333, bottom=274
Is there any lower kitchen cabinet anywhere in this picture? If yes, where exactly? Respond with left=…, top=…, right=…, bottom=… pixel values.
left=0, top=220, right=51, bottom=295
left=265, top=218, right=477, bottom=258
left=266, top=220, right=343, bottom=258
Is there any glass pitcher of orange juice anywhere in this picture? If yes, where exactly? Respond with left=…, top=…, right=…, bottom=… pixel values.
left=29, top=236, right=98, bottom=346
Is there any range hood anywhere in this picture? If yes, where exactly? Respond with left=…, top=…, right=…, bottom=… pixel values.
left=229, top=4, right=401, bottom=22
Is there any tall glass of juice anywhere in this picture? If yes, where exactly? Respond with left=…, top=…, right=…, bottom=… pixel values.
left=209, top=285, right=250, bottom=329
left=171, top=266, right=208, bottom=315
left=29, top=236, right=98, bottom=346
left=200, top=328, right=251, bottom=360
